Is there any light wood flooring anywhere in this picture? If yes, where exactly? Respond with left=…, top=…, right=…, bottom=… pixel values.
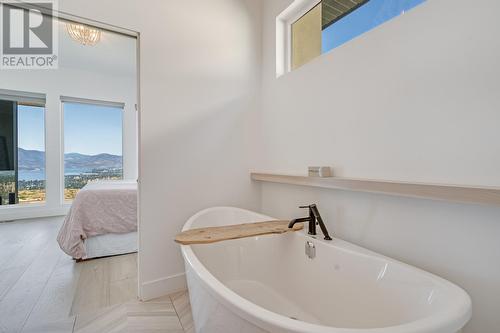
left=0, top=217, right=194, bottom=333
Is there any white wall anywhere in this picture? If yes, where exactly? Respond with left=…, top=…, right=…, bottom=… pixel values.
left=258, top=0, right=500, bottom=332
left=57, top=0, right=263, bottom=300
left=0, top=64, right=137, bottom=221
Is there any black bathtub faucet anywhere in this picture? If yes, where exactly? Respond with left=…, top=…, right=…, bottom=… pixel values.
left=288, top=204, right=332, bottom=241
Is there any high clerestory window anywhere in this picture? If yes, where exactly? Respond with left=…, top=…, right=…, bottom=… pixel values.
left=288, top=0, right=426, bottom=71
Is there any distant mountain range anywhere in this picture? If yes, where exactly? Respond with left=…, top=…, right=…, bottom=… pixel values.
left=18, top=148, right=122, bottom=171
left=18, top=148, right=45, bottom=171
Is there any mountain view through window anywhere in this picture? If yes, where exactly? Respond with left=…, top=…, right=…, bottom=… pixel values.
left=63, top=102, right=123, bottom=201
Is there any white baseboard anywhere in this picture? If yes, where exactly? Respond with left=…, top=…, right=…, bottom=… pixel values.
left=0, top=205, right=69, bottom=222
left=140, top=272, right=187, bottom=301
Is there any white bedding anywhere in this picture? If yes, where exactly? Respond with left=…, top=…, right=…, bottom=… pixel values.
left=85, top=231, right=137, bottom=259
left=57, top=180, right=138, bottom=259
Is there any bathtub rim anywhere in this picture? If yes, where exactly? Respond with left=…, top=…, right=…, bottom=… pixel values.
left=181, top=206, right=471, bottom=333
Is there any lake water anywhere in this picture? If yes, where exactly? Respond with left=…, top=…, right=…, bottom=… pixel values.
left=19, top=169, right=88, bottom=181
left=19, top=170, right=45, bottom=181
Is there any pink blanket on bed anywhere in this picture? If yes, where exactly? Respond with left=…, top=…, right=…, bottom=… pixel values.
left=57, top=180, right=138, bottom=259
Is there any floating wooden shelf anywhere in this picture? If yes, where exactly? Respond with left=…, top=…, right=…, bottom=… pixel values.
left=251, top=172, right=500, bottom=207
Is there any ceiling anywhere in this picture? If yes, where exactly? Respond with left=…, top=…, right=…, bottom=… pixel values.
left=56, top=19, right=137, bottom=78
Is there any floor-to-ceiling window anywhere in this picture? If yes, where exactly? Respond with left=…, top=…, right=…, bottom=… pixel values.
left=63, top=100, right=124, bottom=201
left=17, top=104, right=46, bottom=204
left=0, top=100, right=17, bottom=206
left=0, top=94, right=45, bottom=206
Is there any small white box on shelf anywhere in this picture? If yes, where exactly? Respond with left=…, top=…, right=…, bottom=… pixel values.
left=308, top=166, right=332, bottom=178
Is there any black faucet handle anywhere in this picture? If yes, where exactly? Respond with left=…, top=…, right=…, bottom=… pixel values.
left=299, top=204, right=316, bottom=209
left=299, top=204, right=318, bottom=212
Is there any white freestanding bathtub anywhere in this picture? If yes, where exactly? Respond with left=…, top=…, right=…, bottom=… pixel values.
left=180, top=207, right=471, bottom=333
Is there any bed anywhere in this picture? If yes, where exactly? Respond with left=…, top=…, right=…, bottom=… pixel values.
left=57, top=180, right=138, bottom=260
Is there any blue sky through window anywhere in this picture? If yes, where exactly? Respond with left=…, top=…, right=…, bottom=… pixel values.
left=322, top=0, right=426, bottom=53
left=63, top=102, right=123, bottom=156
left=18, top=105, right=45, bottom=151
left=18, top=102, right=123, bottom=156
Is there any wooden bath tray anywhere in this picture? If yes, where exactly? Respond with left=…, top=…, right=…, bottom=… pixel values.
left=175, top=220, right=303, bottom=245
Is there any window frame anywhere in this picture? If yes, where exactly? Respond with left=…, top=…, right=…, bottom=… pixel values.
left=60, top=96, right=125, bottom=204
left=0, top=89, right=47, bottom=208
left=277, top=0, right=322, bottom=77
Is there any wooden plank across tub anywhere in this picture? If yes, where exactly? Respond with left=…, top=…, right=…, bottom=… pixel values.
left=175, top=220, right=303, bottom=245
